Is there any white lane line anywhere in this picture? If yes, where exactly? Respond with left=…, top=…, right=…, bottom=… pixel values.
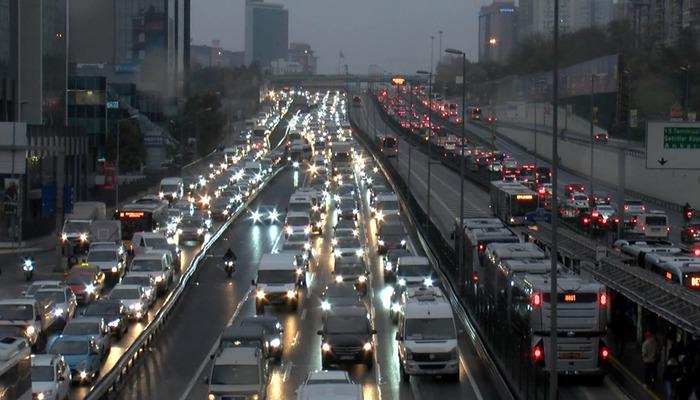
left=458, top=353, right=484, bottom=400
left=178, top=287, right=253, bottom=400
left=282, top=361, right=293, bottom=382
left=300, top=309, right=307, bottom=321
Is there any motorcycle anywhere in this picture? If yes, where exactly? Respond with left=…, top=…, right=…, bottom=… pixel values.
left=22, top=257, right=34, bottom=281
left=224, top=259, right=236, bottom=278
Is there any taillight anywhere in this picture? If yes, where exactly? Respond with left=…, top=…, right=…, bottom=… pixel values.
left=583, top=217, right=590, bottom=224
left=624, top=205, right=629, bottom=210
left=531, top=292, right=542, bottom=307
left=533, top=341, right=544, bottom=363
left=667, top=226, right=671, bottom=232
left=478, top=243, right=485, bottom=252
left=693, top=248, right=700, bottom=256
left=599, top=292, right=608, bottom=306
left=592, top=212, right=599, bottom=217
left=601, top=347, right=609, bottom=360
left=472, top=273, right=479, bottom=282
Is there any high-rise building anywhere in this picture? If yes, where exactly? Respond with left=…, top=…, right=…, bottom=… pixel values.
left=0, top=0, right=20, bottom=122
left=614, top=0, right=699, bottom=49
left=288, top=42, right=317, bottom=75
left=520, top=0, right=613, bottom=38
left=478, top=2, right=518, bottom=64
left=191, top=40, right=245, bottom=69
left=245, top=0, right=289, bottom=67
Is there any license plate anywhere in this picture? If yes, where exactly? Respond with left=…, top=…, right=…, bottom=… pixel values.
left=558, top=352, right=583, bottom=359
left=340, top=355, right=354, bottom=360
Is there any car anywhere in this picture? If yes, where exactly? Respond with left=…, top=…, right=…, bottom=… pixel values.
left=34, top=287, right=77, bottom=324
left=567, top=192, right=590, bottom=210
left=178, top=215, right=207, bottom=243
left=297, top=370, right=363, bottom=400
left=565, top=183, right=585, bottom=194
left=253, top=253, right=302, bottom=313
left=623, top=199, right=646, bottom=215
left=594, top=132, right=609, bottom=143
left=239, top=315, right=284, bottom=361
left=332, top=237, right=364, bottom=264
left=376, top=221, right=407, bottom=254
left=120, top=274, right=158, bottom=306
left=591, top=204, right=617, bottom=225
left=681, top=222, right=700, bottom=244
left=317, top=306, right=376, bottom=369
left=283, top=211, right=312, bottom=236
left=108, top=284, right=149, bottom=322
left=64, top=267, right=105, bottom=305
left=31, top=354, right=72, bottom=400
left=535, top=167, right=551, bottom=184
left=81, top=300, right=128, bottom=338
left=131, top=232, right=181, bottom=267
left=206, top=347, right=269, bottom=400
left=60, top=317, right=111, bottom=359
left=333, top=261, right=370, bottom=295
left=336, top=198, right=359, bottom=221
left=47, top=335, right=102, bottom=384
left=129, top=252, right=173, bottom=295
left=86, top=242, right=126, bottom=281
left=384, top=248, right=412, bottom=282
left=590, top=194, right=612, bottom=207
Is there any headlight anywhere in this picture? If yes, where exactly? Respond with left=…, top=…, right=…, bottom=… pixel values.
left=79, top=370, right=88, bottom=380
left=286, top=290, right=296, bottom=299
left=25, top=325, right=35, bottom=336
left=331, top=238, right=338, bottom=246
left=111, top=266, right=118, bottom=273
left=321, top=300, right=331, bottom=311
left=269, top=338, right=281, bottom=348
left=335, top=275, right=343, bottom=283
left=53, top=308, right=64, bottom=317
left=108, top=319, right=121, bottom=328
left=423, top=277, right=434, bottom=287
left=159, top=191, right=165, bottom=198
left=79, top=233, right=88, bottom=242
left=61, top=233, right=68, bottom=241
left=223, top=209, right=229, bottom=215
left=398, top=278, right=406, bottom=286
left=363, top=342, right=373, bottom=351
left=303, top=242, right=311, bottom=250
left=378, top=240, right=385, bottom=246
left=376, top=211, right=384, bottom=220
left=129, top=303, right=142, bottom=311
left=85, top=284, right=96, bottom=294
left=401, top=239, right=407, bottom=246
left=155, top=275, right=164, bottom=283
left=358, top=275, right=367, bottom=283
left=353, top=208, right=359, bottom=214
left=197, top=228, right=204, bottom=235
left=256, top=290, right=265, bottom=299
left=293, top=161, right=300, bottom=168
left=304, top=226, right=311, bottom=234
left=355, top=249, right=364, bottom=257
left=285, top=226, right=293, bottom=235
left=334, top=249, right=341, bottom=257
left=322, top=343, right=331, bottom=352
left=296, top=267, right=303, bottom=275
left=177, top=228, right=183, bottom=234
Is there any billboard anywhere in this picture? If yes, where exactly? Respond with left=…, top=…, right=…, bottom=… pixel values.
left=646, top=121, right=700, bottom=169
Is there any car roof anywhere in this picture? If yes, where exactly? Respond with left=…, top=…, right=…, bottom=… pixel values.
left=214, top=347, right=259, bottom=365
left=66, top=316, right=103, bottom=325
left=0, top=298, right=36, bottom=306
left=326, top=306, right=367, bottom=318
left=31, top=353, right=59, bottom=367
left=112, top=284, right=143, bottom=291
left=222, top=324, right=265, bottom=339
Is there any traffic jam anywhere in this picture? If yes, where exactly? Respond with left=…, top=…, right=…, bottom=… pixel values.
left=372, top=85, right=700, bottom=293
left=0, top=93, right=292, bottom=399
left=203, top=91, right=464, bottom=400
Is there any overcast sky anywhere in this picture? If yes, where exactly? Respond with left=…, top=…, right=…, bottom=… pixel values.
left=191, top=0, right=490, bottom=74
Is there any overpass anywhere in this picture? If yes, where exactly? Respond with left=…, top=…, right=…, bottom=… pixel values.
left=266, top=73, right=426, bottom=90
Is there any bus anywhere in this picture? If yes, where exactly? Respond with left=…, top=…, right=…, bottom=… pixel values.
left=376, top=134, right=398, bottom=158
left=469, top=106, right=482, bottom=121
left=115, top=203, right=168, bottom=247
left=0, top=337, right=31, bottom=400
left=489, top=181, right=538, bottom=225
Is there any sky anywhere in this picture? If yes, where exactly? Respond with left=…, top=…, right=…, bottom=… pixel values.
left=191, top=0, right=491, bottom=74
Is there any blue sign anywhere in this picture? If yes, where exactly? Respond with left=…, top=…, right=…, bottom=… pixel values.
left=106, top=101, right=119, bottom=109
left=113, top=64, right=140, bottom=74
left=41, top=185, right=57, bottom=217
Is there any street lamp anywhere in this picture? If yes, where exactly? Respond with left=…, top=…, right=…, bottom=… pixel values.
left=445, top=48, right=467, bottom=291
left=416, top=69, right=433, bottom=229
left=589, top=73, right=607, bottom=200
left=680, top=65, right=691, bottom=120
left=488, top=37, right=497, bottom=46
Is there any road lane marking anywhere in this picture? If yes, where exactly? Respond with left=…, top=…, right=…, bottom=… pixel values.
left=178, top=287, right=253, bottom=400
left=300, top=309, right=307, bottom=320
left=458, top=352, right=484, bottom=400
left=282, top=361, right=293, bottom=382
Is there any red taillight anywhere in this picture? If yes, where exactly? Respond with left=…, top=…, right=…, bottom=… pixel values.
left=533, top=345, right=544, bottom=361
left=667, top=227, right=671, bottom=232
left=472, top=273, right=479, bottom=282
left=478, top=243, right=485, bottom=252
left=539, top=188, right=546, bottom=194
left=599, top=293, right=608, bottom=306
left=531, top=292, right=542, bottom=307
left=601, top=347, right=609, bottom=360
left=624, top=205, right=629, bottom=210
left=592, top=212, right=599, bottom=218
left=693, top=248, right=700, bottom=256
left=583, top=217, right=590, bottom=224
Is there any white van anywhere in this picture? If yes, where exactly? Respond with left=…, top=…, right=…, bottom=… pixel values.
left=396, top=287, right=459, bottom=381
left=634, top=211, right=670, bottom=240
left=207, top=347, right=268, bottom=400
left=159, top=177, right=184, bottom=202
left=253, top=253, right=301, bottom=314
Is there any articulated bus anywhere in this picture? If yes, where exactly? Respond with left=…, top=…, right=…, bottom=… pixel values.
left=489, top=181, right=538, bottom=225
left=376, top=133, right=398, bottom=158
left=115, top=203, right=168, bottom=248
left=0, top=337, right=31, bottom=400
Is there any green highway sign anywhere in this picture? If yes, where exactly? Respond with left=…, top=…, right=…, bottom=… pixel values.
left=663, top=126, right=700, bottom=149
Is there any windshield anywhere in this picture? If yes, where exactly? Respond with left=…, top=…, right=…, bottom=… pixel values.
left=210, top=365, right=259, bottom=386
left=336, top=238, right=360, bottom=248
left=66, top=274, right=92, bottom=285
left=181, top=218, right=203, bottom=228
left=110, top=288, right=141, bottom=300
left=88, top=250, right=115, bottom=262
left=405, top=318, right=456, bottom=340
left=31, top=366, right=55, bottom=381
left=131, top=260, right=163, bottom=271
left=378, top=200, right=399, bottom=210
left=258, top=270, right=296, bottom=284
left=63, top=322, right=99, bottom=336
left=288, top=203, right=309, bottom=213
left=50, top=340, right=88, bottom=355
left=121, top=277, right=152, bottom=287
left=325, top=316, right=368, bottom=334
left=646, top=216, right=668, bottom=225
left=0, top=304, right=33, bottom=320
left=64, top=221, right=90, bottom=233
left=398, top=264, right=432, bottom=277
left=34, top=291, right=64, bottom=304
left=161, top=184, right=180, bottom=193
left=144, top=238, right=169, bottom=248
left=286, top=216, right=309, bottom=226
left=84, top=303, right=120, bottom=315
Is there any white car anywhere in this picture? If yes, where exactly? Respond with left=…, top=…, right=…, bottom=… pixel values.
left=120, top=273, right=158, bottom=307
left=297, top=370, right=362, bottom=400
left=567, top=193, right=590, bottom=210
left=284, top=211, right=312, bottom=236
left=108, top=284, right=149, bottom=321
left=31, top=354, right=72, bottom=400
left=34, top=287, right=77, bottom=322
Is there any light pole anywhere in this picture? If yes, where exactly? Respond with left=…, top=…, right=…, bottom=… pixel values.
left=445, top=48, right=467, bottom=291
left=550, top=0, right=560, bottom=398
left=417, top=69, right=433, bottom=230
left=589, top=73, right=607, bottom=200
left=681, top=65, right=691, bottom=120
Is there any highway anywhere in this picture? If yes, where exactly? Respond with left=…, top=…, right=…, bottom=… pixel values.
left=350, top=95, right=633, bottom=400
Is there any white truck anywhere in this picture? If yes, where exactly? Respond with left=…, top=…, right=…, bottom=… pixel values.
left=61, top=201, right=107, bottom=254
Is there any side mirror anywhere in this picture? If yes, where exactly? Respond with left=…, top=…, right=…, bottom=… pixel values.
left=58, top=375, right=66, bottom=382
left=371, top=329, right=377, bottom=335
left=395, top=332, right=402, bottom=341
left=316, top=330, right=323, bottom=335
left=251, top=279, right=256, bottom=286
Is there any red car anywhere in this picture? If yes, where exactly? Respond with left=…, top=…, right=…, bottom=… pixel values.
left=64, top=266, right=106, bottom=304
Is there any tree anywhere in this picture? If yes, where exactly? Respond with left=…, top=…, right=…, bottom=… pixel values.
left=105, top=120, right=144, bottom=173
left=171, top=93, right=227, bottom=158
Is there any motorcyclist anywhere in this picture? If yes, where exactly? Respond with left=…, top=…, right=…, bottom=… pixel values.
left=224, top=248, right=237, bottom=262
left=223, top=248, right=237, bottom=277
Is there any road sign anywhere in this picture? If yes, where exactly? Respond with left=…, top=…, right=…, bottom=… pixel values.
left=106, top=101, right=119, bottom=109
left=646, top=121, right=700, bottom=169
left=629, top=109, right=638, bottom=128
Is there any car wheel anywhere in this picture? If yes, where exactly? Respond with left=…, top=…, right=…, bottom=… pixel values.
left=255, top=304, right=264, bottom=315
left=400, top=364, right=410, bottom=382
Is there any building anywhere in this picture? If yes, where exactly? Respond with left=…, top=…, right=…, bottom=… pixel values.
left=0, top=0, right=19, bottom=122
left=245, top=0, right=289, bottom=67
left=518, top=0, right=613, bottom=39
left=270, top=59, right=303, bottom=75
left=191, top=40, right=245, bottom=69
left=288, top=42, right=317, bottom=75
left=478, top=2, right=518, bottom=64
left=614, top=0, right=700, bottom=49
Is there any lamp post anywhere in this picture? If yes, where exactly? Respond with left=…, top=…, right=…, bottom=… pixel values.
left=550, top=0, right=561, bottom=398
left=589, top=73, right=607, bottom=200
left=445, top=48, right=467, bottom=290
left=681, top=65, right=691, bottom=120
left=417, top=69, right=433, bottom=230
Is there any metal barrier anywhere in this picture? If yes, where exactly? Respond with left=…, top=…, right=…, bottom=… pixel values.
left=349, top=109, right=519, bottom=400
left=85, top=108, right=294, bottom=399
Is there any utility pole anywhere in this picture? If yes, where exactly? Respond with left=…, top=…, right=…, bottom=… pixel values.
left=589, top=74, right=596, bottom=200
left=550, top=0, right=560, bottom=398
left=428, top=35, right=435, bottom=230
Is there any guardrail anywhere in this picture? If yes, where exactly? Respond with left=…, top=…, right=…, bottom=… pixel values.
left=86, top=107, right=294, bottom=399
left=348, top=110, right=518, bottom=400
